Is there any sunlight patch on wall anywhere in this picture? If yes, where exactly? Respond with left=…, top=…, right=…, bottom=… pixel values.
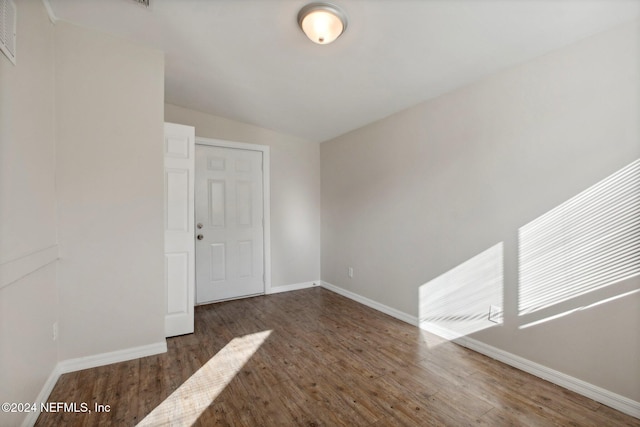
left=519, top=288, right=640, bottom=329
left=419, top=243, right=503, bottom=338
left=137, top=330, right=271, bottom=426
left=519, top=159, right=640, bottom=315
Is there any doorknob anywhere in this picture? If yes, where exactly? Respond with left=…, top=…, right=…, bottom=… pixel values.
left=197, top=223, right=203, bottom=229
left=197, top=234, right=204, bottom=240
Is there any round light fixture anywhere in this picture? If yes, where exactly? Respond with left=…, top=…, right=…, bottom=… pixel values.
left=297, top=2, right=348, bottom=45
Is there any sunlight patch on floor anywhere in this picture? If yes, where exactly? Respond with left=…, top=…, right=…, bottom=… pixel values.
left=137, top=330, right=272, bottom=426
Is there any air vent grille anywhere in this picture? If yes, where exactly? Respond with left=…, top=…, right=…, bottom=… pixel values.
left=0, top=0, right=16, bottom=64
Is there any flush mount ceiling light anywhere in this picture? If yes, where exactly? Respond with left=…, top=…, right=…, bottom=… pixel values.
left=297, top=2, right=348, bottom=45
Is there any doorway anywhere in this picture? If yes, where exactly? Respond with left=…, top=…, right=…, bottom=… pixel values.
left=194, top=138, right=271, bottom=304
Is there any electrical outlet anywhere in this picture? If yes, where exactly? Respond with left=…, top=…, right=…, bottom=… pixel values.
left=52, top=322, right=58, bottom=341
left=348, top=267, right=354, bottom=278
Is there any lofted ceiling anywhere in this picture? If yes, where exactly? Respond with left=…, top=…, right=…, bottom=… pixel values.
left=47, top=0, right=640, bottom=143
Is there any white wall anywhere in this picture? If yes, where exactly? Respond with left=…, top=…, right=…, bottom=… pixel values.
left=165, top=104, right=321, bottom=288
left=0, top=1, right=58, bottom=425
left=55, top=22, right=166, bottom=360
left=321, top=19, right=640, bottom=402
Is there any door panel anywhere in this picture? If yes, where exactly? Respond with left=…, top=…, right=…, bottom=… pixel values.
left=165, top=253, right=188, bottom=313
left=164, top=123, right=195, bottom=337
left=165, top=169, right=189, bottom=231
left=196, top=145, right=264, bottom=303
left=209, top=243, right=226, bottom=281
left=208, top=180, right=226, bottom=227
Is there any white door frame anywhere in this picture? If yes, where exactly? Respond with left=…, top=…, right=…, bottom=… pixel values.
left=195, top=137, right=272, bottom=295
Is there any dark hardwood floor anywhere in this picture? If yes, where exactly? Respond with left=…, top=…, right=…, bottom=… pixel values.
left=37, top=287, right=639, bottom=426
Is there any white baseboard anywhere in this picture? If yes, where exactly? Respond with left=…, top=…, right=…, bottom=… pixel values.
left=22, top=341, right=167, bottom=427
left=58, top=341, right=167, bottom=374
left=419, top=321, right=467, bottom=341
left=266, top=281, right=319, bottom=295
left=420, top=322, right=640, bottom=419
left=26, top=280, right=325, bottom=426
left=21, top=365, right=63, bottom=427
left=320, top=281, right=418, bottom=326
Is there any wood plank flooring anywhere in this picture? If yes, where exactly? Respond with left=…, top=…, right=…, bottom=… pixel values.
left=36, top=287, right=639, bottom=426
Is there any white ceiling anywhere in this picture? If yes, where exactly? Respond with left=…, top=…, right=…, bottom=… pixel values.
left=47, top=0, right=640, bottom=143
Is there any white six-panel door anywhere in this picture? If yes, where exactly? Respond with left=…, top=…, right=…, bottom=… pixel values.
left=164, top=122, right=195, bottom=337
left=195, top=144, right=265, bottom=303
